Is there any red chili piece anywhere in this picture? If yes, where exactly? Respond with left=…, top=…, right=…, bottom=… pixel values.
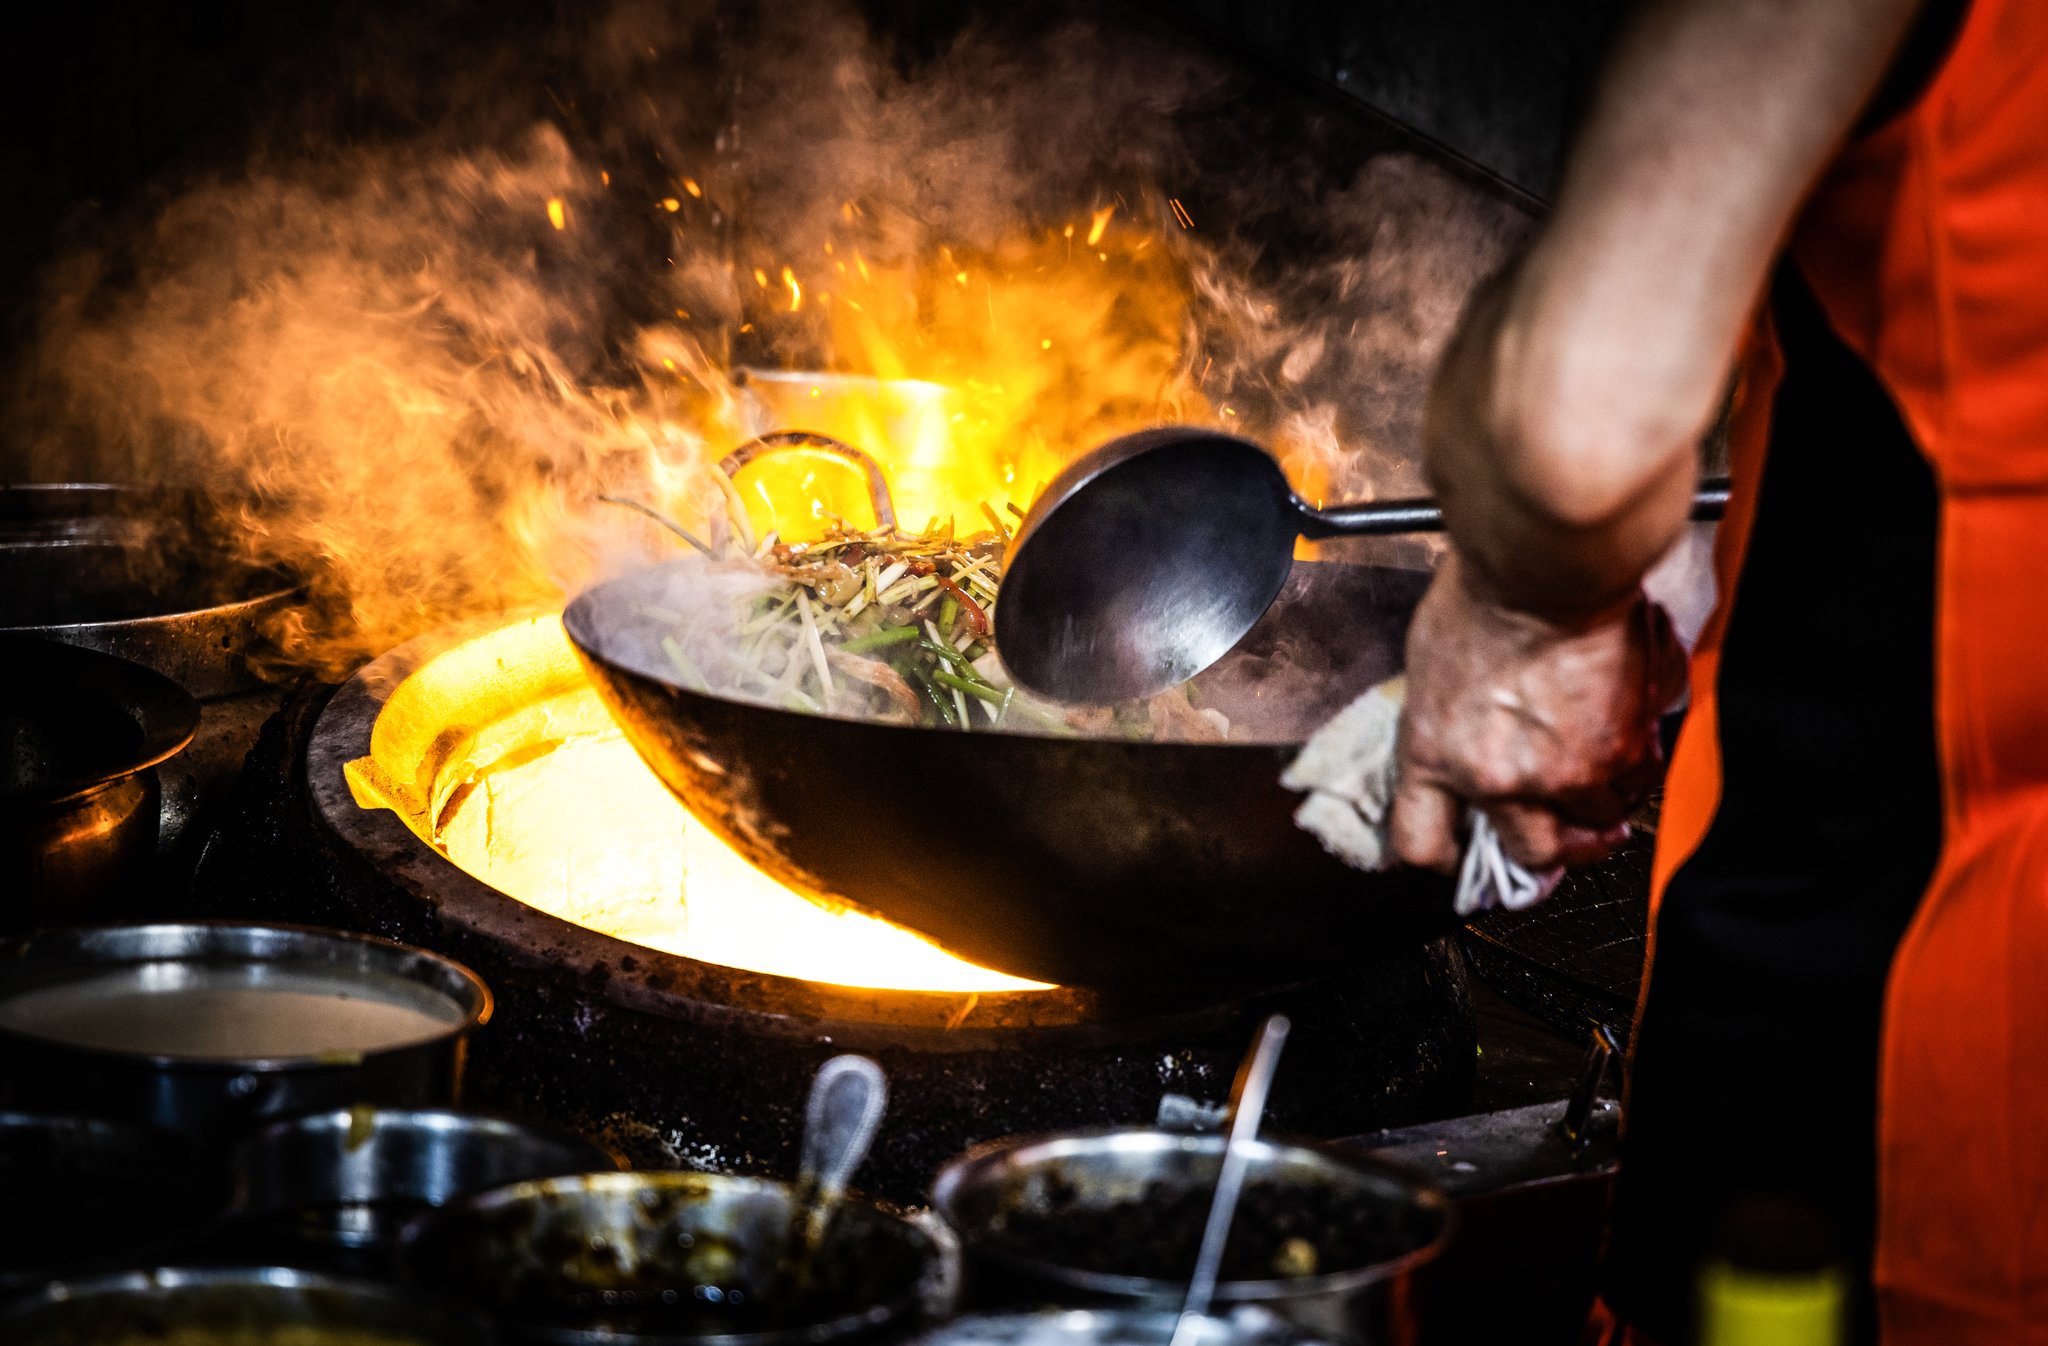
left=934, top=575, right=990, bottom=636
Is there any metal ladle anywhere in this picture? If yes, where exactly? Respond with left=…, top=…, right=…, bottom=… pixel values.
left=995, top=427, right=1730, bottom=704
left=1169, top=1013, right=1292, bottom=1346
left=777, top=1054, right=889, bottom=1303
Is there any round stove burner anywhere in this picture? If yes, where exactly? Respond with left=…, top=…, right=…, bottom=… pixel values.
left=191, top=614, right=1476, bottom=1199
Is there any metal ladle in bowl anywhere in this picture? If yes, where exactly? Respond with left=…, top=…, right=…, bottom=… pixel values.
left=1170, top=1013, right=1292, bottom=1346
left=995, top=428, right=1730, bottom=705
left=776, top=1054, right=889, bottom=1303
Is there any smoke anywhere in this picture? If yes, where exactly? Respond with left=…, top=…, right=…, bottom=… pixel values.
left=3, top=0, right=1527, bottom=680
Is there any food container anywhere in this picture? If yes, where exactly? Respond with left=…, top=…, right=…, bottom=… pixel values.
left=0, top=922, right=491, bottom=1148
left=398, top=1170, right=952, bottom=1345
left=1, top=637, right=199, bottom=930
left=228, top=1106, right=620, bottom=1271
left=932, top=1129, right=1452, bottom=1345
left=0, top=1265, right=488, bottom=1346
left=0, top=1112, right=234, bottom=1294
left=908, top=1306, right=1338, bottom=1346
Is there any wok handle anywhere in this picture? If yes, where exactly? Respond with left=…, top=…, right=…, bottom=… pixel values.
left=721, top=431, right=899, bottom=530
left=1296, top=476, right=1731, bottom=539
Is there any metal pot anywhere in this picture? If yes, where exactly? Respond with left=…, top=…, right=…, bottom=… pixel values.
left=0, top=921, right=491, bottom=1148
left=1, top=637, right=199, bottom=930
left=910, top=1307, right=1339, bottom=1346
left=0, top=1112, right=235, bottom=1295
left=228, top=1106, right=620, bottom=1270
left=931, top=1130, right=1452, bottom=1345
left=398, top=1170, right=952, bottom=1346
left=0, top=483, right=303, bottom=863
left=0, top=1265, right=488, bottom=1346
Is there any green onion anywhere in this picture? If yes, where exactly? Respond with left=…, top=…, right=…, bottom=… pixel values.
left=938, top=594, right=958, bottom=637
left=842, top=625, right=919, bottom=654
left=933, top=669, right=1006, bottom=706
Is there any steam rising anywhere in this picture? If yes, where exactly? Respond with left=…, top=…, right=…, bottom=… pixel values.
left=3, top=0, right=1525, bottom=679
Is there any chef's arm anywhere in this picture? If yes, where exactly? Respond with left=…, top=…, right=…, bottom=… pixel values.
left=1428, top=0, right=1925, bottom=623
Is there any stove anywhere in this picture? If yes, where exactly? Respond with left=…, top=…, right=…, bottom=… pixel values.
left=190, top=612, right=1479, bottom=1200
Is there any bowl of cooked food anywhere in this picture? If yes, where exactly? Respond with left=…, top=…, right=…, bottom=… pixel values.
left=397, top=1170, right=950, bottom=1345
left=931, top=1128, right=1450, bottom=1343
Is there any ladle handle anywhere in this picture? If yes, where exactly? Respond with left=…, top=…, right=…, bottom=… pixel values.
left=1173, top=1014, right=1292, bottom=1344
left=1295, top=476, right=1730, bottom=540
left=799, top=1053, right=889, bottom=1211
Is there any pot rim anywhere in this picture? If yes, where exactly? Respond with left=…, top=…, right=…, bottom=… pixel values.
left=929, top=1127, right=1454, bottom=1298
left=0, top=919, right=493, bottom=1071
left=399, top=1169, right=943, bottom=1346
left=0, top=636, right=200, bottom=801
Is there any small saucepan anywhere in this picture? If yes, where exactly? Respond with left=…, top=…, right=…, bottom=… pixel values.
left=0, top=921, right=491, bottom=1149
left=227, top=1106, right=620, bottom=1271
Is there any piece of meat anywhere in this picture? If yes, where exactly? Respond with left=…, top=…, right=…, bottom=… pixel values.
left=826, top=647, right=921, bottom=722
left=1147, top=688, right=1228, bottom=742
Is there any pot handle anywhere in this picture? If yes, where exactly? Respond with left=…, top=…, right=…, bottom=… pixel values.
left=720, top=431, right=898, bottom=531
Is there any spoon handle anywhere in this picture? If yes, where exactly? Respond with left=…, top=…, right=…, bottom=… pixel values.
left=799, top=1053, right=889, bottom=1213
left=1171, top=1014, right=1292, bottom=1346
left=1296, top=477, right=1730, bottom=539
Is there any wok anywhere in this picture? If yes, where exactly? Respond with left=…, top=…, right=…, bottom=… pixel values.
left=564, top=559, right=1452, bottom=992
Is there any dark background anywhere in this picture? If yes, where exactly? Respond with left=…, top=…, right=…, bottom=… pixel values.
left=0, top=0, right=1630, bottom=372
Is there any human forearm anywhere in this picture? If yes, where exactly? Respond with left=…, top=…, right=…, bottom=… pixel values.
left=1426, top=0, right=1924, bottom=622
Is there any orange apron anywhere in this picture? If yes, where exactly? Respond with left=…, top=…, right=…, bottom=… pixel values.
left=1653, top=0, right=2048, bottom=1338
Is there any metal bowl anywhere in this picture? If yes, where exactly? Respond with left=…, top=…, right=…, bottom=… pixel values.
left=910, top=1307, right=1338, bottom=1346
left=0, top=1265, right=487, bottom=1346
left=0, top=921, right=491, bottom=1147
left=398, top=1170, right=951, bottom=1345
left=0, top=1113, right=234, bottom=1295
left=229, top=1107, right=620, bottom=1266
left=931, top=1129, right=1451, bottom=1344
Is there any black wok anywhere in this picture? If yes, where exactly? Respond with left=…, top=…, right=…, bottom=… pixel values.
left=563, top=561, right=1453, bottom=991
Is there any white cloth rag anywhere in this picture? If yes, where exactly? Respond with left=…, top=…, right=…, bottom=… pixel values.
left=1281, top=676, right=1561, bottom=915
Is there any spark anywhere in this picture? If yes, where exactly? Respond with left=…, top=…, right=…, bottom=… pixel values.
left=661, top=198, right=681, bottom=212
left=782, top=267, right=802, bottom=311
left=1086, top=204, right=1115, bottom=246
left=1040, top=338, right=1052, bottom=350
left=600, top=170, right=610, bottom=186
left=1169, top=197, right=1194, bottom=230
left=545, top=197, right=568, bottom=230
left=683, top=178, right=702, bottom=198
left=753, top=269, right=770, bottom=289
left=955, top=271, right=968, bottom=285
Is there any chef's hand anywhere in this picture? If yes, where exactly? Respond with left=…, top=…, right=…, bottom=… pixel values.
left=1390, top=551, right=1687, bottom=873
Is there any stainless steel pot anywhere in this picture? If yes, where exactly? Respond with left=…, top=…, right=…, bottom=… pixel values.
left=398, top=1170, right=953, bottom=1346
left=1, top=637, right=199, bottom=930
left=0, top=922, right=491, bottom=1149
left=0, top=483, right=303, bottom=863
left=228, top=1106, right=619, bottom=1270
left=0, top=1265, right=489, bottom=1346
left=0, top=1112, right=235, bottom=1295
left=931, top=1130, right=1452, bottom=1346
left=910, top=1307, right=1339, bottom=1346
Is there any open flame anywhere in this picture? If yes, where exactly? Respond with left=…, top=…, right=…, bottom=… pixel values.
left=6, top=1, right=1520, bottom=991
left=348, top=613, right=1050, bottom=993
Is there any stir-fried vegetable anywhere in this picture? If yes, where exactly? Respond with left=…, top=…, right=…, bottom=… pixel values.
left=612, top=497, right=1228, bottom=740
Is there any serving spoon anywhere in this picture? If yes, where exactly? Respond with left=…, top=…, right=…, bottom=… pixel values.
left=1169, top=1013, right=1292, bottom=1346
left=774, top=1054, right=889, bottom=1307
left=995, top=427, right=1729, bottom=704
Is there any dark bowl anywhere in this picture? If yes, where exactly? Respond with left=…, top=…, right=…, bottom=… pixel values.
left=0, top=1265, right=488, bottom=1346
left=0, top=1113, right=235, bottom=1295
left=399, top=1170, right=949, bottom=1346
